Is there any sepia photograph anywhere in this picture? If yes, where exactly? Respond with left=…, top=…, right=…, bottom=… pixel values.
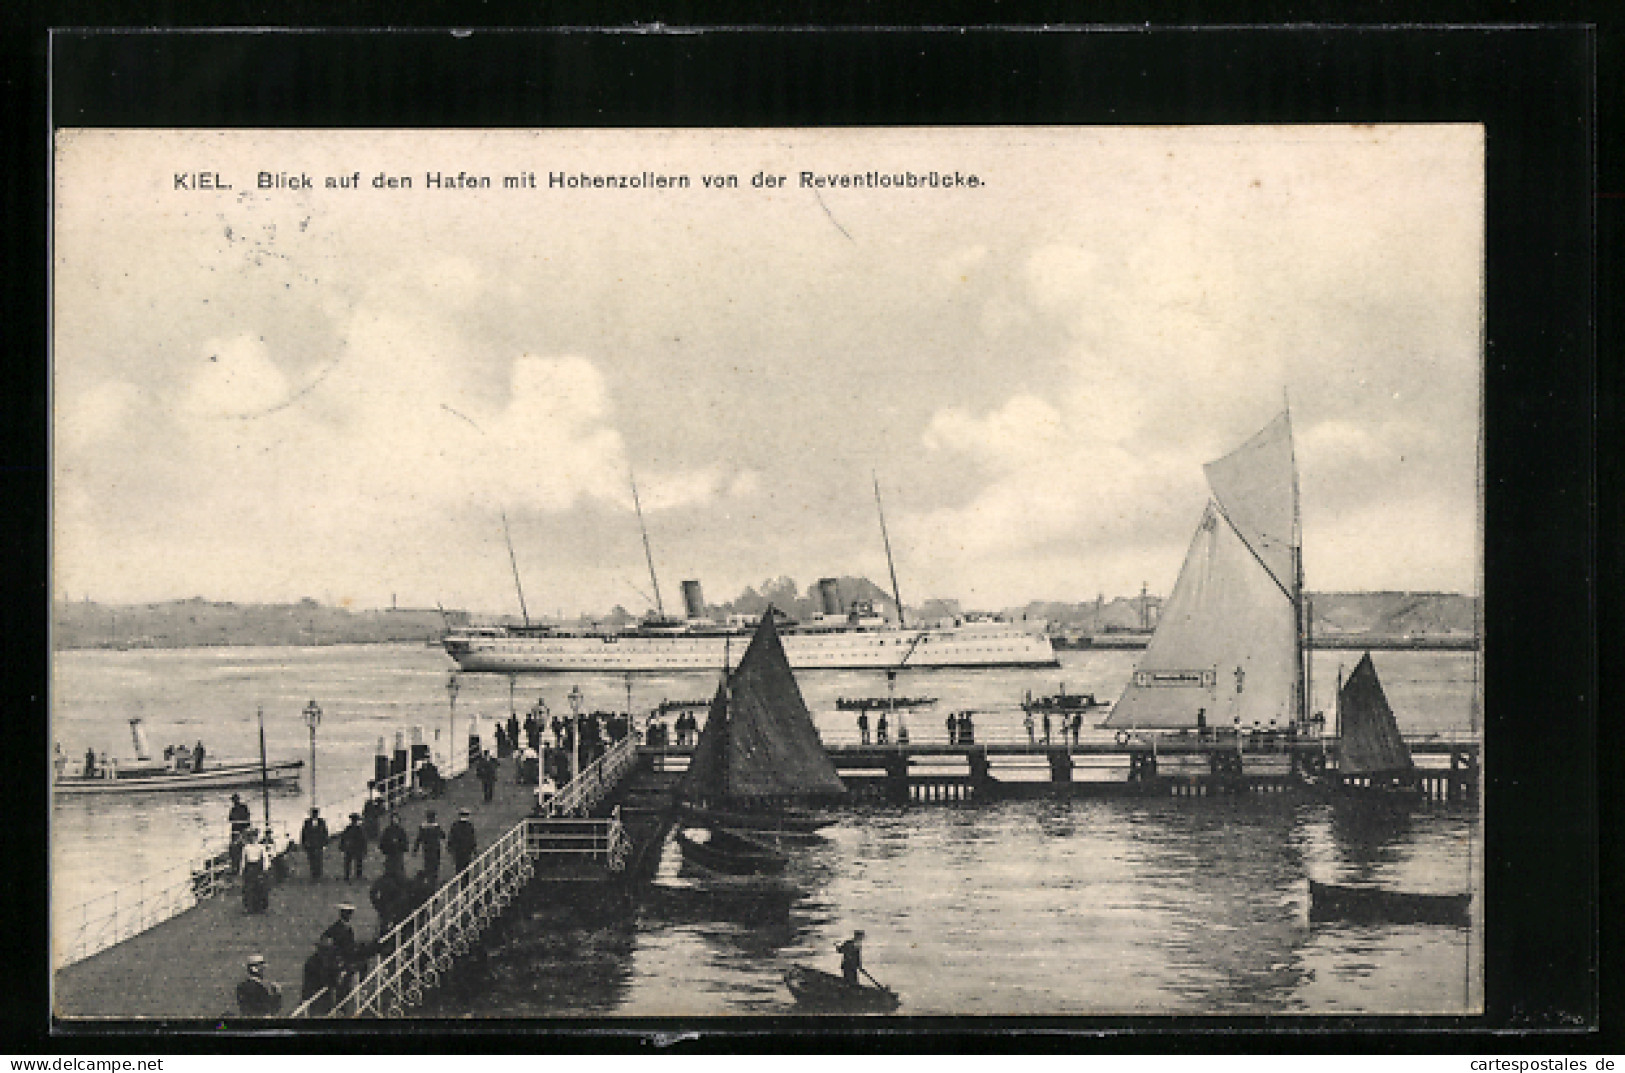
left=47, top=123, right=1492, bottom=1022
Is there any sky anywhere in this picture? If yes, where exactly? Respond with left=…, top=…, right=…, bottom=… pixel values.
left=52, top=126, right=1484, bottom=616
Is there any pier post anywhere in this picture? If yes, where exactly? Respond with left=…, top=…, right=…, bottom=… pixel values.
left=374, top=738, right=390, bottom=785
left=410, top=727, right=430, bottom=789
left=392, top=730, right=409, bottom=778
left=966, top=748, right=992, bottom=800
left=883, top=756, right=910, bottom=807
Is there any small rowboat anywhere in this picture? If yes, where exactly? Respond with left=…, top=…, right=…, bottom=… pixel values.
left=783, top=965, right=900, bottom=1013
left=675, top=827, right=788, bottom=876
left=1309, top=880, right=1471, bottom=927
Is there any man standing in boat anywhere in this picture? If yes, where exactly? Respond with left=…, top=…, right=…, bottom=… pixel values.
left=836, top=930, right=865, bottom=986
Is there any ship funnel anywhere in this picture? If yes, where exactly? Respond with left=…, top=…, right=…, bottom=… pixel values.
left=128, top=717, right=152, bottom=760
left=818, top=578, right=843, bottom=616
left=681, top=580, right=706, bottom=619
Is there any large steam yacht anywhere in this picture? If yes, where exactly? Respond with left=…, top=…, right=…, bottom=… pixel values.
left=442, top=579, right=1058, bottom=673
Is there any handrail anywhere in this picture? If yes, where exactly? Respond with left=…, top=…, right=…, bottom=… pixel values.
left=320, top=811, right=629, bottom=1018
left=547, top=734, right=639, bottom=818
left=55, top=846, right=236, bottom=968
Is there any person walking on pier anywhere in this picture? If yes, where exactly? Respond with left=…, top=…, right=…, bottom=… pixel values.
left=414, top=809, right=445, bottom=884
left=235, top=954, right=282, bottom=1017
left=380, top=812, right=409, bottom=877
left=856, top=711, right=870, bottom=745
left=301, top=934, right=343, bottom=1014
left=1042, top=710, right=1052, bottom=745
left=876, top=712, right=889, bottom=745
left=945, top=711, right=957, bottom=745
left=322, top=904, right=366, bottom=996
left=301, top=807, right=330, bottom=882
left=193, top=740, right=207, bottom=771
left=339, top=812, right=368, bottom=882
left=836, top=930, right=866, bottom=987
left=228, top=794, right=251, bottom=873
left=507, top=712, right=522, bottom=755
left=478, top=750, right=499, bottom=802
left=449, top=807, right=478, bottom=876
left=240, top=829, right=270, bottom=914
left=369, top=869, right=408, bottom=936
left=1071, top=713, right=1083, bottom=748
left=959, top=711, right=976, bottom=745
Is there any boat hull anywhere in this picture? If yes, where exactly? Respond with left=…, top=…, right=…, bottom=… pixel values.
left=54, top=759, right=304, bottom=795
left=445, top=625, right=1058, bottom=673
left=679, top=805, right=835, bottom=834
left=1308, top=880, right=1470, bottom=927
left=783, top=966, right=900, bottom=1013
left=675, top=828, right=788, bottom=876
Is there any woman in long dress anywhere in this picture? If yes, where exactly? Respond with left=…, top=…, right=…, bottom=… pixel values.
left=241, top=829, right=270, bottom=914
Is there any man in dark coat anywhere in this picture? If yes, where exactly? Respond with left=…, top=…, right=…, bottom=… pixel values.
left=945, top=711, right=957, bottom=745
left=379, top=812, right=409, bottom=877
left=300, top=934, right=344, bottom=1012
left=478, top=750, right=498, bottom=802
left=414, top=809, right=445, bottom=884
left=300, top=808, right=330, bottom=882
left=235, top=955, right=282, bottom=1016
left=362, top=793, right=383, bottom=842
left=856, top=711, right=870, bottom=745
left=448, top=807, right=478, bottom=875
left=836, top=931, right=866, bottom=986
left=321, top=904, right=364, bottom=992
left=369, top=869, right=408, bottom=936
left=338, top=813, right=368, bottom=881
left=228, top=794, right=252, bottom=873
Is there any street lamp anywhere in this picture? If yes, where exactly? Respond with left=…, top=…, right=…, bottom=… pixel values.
left=567, top=685, right=584, bottom=782
left=302, top=699, right=322, bottom=810
left=446, top=674, right=460, bottom=771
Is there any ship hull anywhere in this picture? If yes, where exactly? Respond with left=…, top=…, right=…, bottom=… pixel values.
left=444, top=626, right=1058, bottom=673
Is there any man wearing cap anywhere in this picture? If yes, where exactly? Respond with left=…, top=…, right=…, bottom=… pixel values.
left=448, top=807, right=478, bottom=875
left=235, top=954, right=282, bottom=1016
left=322, top=903, right=367, bottom=990
left=338, top=812, right=369, bottom=882
left=300, top=807, right=330, bottom=882
left=835, top=930, right=866, bottom=986
left=228, top=794, right=252, bottom=873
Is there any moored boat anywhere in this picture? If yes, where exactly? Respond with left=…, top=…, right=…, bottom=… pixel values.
left=674, top=827, right=788, bottom=876
left=675, top=608, right=847, bottom=875
left=54, top=759, right=304, bottom=795
left=1308, top=879, right=1470, bottom=927
left=782, top=965, right=900, bottom=1013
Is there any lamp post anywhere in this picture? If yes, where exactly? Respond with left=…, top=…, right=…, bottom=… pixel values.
left=567, top=685, right=584, bottom=782
left=302, top=699, right=322, bottom=810
left=446, top=674, right=460, bottom=771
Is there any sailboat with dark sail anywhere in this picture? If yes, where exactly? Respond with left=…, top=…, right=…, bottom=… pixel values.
left=1332, top=651, right=1421, bottom=795
left=675, top=609, right=847, bottom=873
left=1102, top=411, right=1310, bottom=742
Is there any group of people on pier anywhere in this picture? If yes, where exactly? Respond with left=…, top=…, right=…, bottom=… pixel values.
left=854, top=709, right=977, bottom=746
left=231, top=776, right=483, bottom=1016
left=1023, top=710, right=1084, bottom=747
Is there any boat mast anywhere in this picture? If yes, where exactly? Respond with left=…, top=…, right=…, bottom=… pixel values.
left=257, top=705, right=271, bottom=831
left=500, top=510, right=531, bottom=627
left=873, top=472, right=906, bottom=628
left=630, top=473, right=667, bottom=621
left=1287, top=400, right=1310, bottom=730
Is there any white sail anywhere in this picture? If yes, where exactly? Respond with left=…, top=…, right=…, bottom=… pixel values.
left=1104, top=413, right=1300, bottom=731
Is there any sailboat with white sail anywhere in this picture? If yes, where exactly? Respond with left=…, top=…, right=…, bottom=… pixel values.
left=1102, top=411, right=1310, bottom=738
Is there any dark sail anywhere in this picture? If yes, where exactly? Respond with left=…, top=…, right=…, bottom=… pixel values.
left=1337, top=652, right=1414, bottom=777
left=680, top=609, right=846, bottom=804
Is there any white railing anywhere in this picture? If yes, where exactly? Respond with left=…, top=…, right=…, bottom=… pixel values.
left=546, top=734, right=639, bottom=818
left=55, top=845, right=236, bottom=968
left=319, top=812, right=628, bottom=1018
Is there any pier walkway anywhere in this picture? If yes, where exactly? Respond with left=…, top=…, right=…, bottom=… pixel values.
left=54, top=756, right=545, bottom=1020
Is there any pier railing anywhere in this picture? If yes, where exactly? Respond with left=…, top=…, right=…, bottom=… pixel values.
left=317, top=812, right=628, bottom=1018
left=546, top=734, right=640, bottom=817
left=55, top=846, right=236, bottom=968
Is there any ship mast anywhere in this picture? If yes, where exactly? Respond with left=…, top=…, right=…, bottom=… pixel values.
left=1287, top=399, right=1310, bottom=730
left=873, top=472, right=906, bottom=628
left=500, top=509, right=531, bottom=627
left=630, top=473, right=667, bottom=621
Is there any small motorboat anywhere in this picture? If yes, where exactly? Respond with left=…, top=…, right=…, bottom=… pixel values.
left=1309, top=880, right=1471, bottom=927
left=836, top=696, right=937, bottom=711
left=783, top=965, right=900, bottom=1014
left=1022, top=686, right=1104, bottom=713
left=55, top=718, right=303, bottom=795
left=675, top=827, right=788, bottom=876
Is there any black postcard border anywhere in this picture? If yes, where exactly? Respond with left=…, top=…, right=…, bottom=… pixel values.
left=11, top=21, right=1603, bottom=1051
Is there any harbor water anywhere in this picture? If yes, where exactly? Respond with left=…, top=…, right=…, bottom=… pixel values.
left=51, top=643, right=1482, bottom=1015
